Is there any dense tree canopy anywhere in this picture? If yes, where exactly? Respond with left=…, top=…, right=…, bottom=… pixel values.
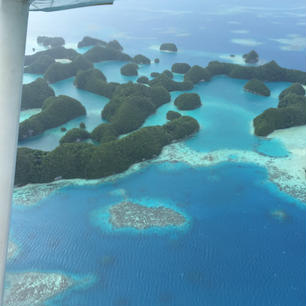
left=244, top=79, right=271, bottom=96
left=21, top=78, right=55, bottom=110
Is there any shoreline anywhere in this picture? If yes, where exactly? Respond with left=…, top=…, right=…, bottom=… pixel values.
left=13, top=126, right=306, bottom=206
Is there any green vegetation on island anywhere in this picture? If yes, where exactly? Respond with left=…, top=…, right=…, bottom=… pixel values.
left=204, top=60, right=306, bottom=84
left=77, top=36, right=107, bottom=48
left=279, top=83, right=305, bottom=100
left=60, top=128, right=90, bottom=144
left=15, top=116, right=199, bottom=185
left=244, top=79, right=271, bottom=96
left=174, top=93, right=202, bottom=110
left=149, top=73, right=193, bottom=92
left=167, top=110, right=181, bottom=120
left=24, top=55, right=55, bottom=74
left=44, top=55, right=93, bottom=83
left=171, top=63, right=191, bottom=74
left=102, top=82, right=171, bottom=134
left=243, top=50, right=259, bottom=64
left=21, top=78, right=55, bottom=110
left=74, top=69, right=119, bottom=98
left=19, top=95, right=86, bottom=141
left=253, top=84, right=306, bottom=136
left=120, top=63, right=139, bottom=76
left=160, top=43, right=177, bottom=52
left=91, top=123, right=119, bottom=143
left=137, top=76, right=150, bottom=84
left=37, top=36, right=65, bottom=48
left=154, top=58, right=160, bottom=63
left=25, top=47, right=79, bottom=66
left=83, top=45, right=131, bottom=63
left=107, top=40, right=123, bottom=51
left=184, top=65, right=211, bottom=84
left=133, top=54, right=151, bottom=65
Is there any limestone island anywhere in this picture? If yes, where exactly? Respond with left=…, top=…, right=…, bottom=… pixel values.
left=133, top=54, right=150, bottom=65
left=19, top=95, right=86, bottom=141
left=244, top=79, right=271, bottom=96
left=120, top=63, right=139, bottom=76
left=4, top=272, right=72, bottom=306
left=279, top=83, right=305, bottom=100
left=15, top=115, right=199, bottom=185
left=21, top=78, right=55, bottom=110
left=109, top=201, right=186, bottom=230
left=44, top=55, right=93, bottom=83
left=253, top=84, right=306, bottom=136
left=160, top=43, right=177, bottom=52
left=174, top=93, right=202, bottom=110
left=243, top=50, right=259, bottom=64
left=154, top=58, right=160, bottom=63
left=137, top=76, right=149, bottom=84
left=171, top=63, right=191, bottom=74
left=167, top=110, right=181, bottom=121
left=83, top=43, right=130, bottom=63
left=25, top=46, right=79, bottom=67
left=60, top=128, right=90, bottom=144
left=24, top=54, right=55, bottom=74
left=77, top=36, right=107, bottom=48
left=37, top=36, right=65, bottom=48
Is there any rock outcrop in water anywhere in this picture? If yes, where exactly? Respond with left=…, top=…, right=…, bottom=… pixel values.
left=133, top=54, right=151, bottom=64
left=244, top=79, right=271, bottom=96
left=109, top=201, right=186, bottom=230
left=167, top=110, right=182, bottom=121
left=243, top=50, right=259, bottom=64
left=37, top=36, right=65, bottom=48
left=174, top=93, right=202, bottom=110
left=171, top=63, right=191, bottom=74
left=120, top=63, right=139, bottom=76
left=160, top=43, right=178, bottom=52
left=21, top=78, right=55, bottom=110
left=19, top=95, right=86, bottom=141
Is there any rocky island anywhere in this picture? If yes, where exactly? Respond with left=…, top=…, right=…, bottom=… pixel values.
left=133, top=54, right=151, bottom=65
left=15, top=116, right=199, bottom=185
left=243, top=50, right=259, bottom=64
left=19, top=95, right=86, bottom=141
left=120, top=63, right=139, bottom=76
left=24, top=55, right=55, bottom=74
left=171, top=63, right=191, bottom=74
left=44, top=55, right=93, bottom=83
left=160, top=43, right=178, bottom=52
left=174, top=93, right=202, bottom=110
left=109, top=201, right=186, bottom=230
left=167, top=110, right=181, bottom=120
left=21, top=78, right=55, bottom=110
left=37, top=36, right=65, bottom=48
left=244, top=79, right=271, bottom=96
left=253, top=84, right=306, bottom=136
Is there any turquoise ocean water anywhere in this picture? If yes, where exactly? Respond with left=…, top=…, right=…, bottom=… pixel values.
left=7, top=0, right=306, bottom=305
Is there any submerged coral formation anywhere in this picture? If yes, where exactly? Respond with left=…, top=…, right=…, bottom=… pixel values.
left=109, top=201, right=186, bottom=230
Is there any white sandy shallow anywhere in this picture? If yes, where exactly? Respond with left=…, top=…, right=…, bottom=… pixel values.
left=13, top=126, right=306, bottom=206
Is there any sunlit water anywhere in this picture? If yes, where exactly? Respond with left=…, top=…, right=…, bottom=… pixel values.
left=7, top=0, right=306, bottom=305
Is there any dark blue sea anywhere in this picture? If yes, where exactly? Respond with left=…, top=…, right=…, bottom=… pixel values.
left=7, top=0, right=306, bottom=305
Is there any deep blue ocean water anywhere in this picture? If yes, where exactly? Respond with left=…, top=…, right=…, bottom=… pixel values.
left=8, top=0, right=306, bottom=305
